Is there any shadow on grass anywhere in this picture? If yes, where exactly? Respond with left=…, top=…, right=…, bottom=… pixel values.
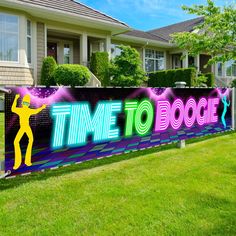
left=0, top=130, right=234, bottom=191
left=189, top=191, right=236, bottom=235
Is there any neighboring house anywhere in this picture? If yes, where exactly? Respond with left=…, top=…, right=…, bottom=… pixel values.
left=0, top=0, right=235, bottom=86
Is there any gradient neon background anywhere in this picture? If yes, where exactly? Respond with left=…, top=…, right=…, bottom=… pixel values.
left=5, top=88, right=232, bottom=177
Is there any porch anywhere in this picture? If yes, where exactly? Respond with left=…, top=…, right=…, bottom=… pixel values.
left=170, top=52, right=212, bottom=74
left=46, top=29, right=111, bottom=67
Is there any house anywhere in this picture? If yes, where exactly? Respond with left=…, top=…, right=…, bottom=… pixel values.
left=0, top=0, right=235, bottom=86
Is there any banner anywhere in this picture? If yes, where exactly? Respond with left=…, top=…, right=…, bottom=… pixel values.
left=5, top=87, right=232, bottom=177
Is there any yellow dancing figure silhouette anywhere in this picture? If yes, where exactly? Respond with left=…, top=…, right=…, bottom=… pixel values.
left=11, top=94, right=46, bottom=170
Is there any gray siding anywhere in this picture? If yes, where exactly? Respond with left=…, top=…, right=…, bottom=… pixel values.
left=37, top=22, right=45, bottom=83
left=0, top=67, right=33, bottom=85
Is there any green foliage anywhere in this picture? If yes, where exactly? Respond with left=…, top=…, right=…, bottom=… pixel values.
left=54, top=64, right=90, bottom=87
left=171, top=0, right=236, bottom=65
left=148, top=68, right=196, bottom=87
left=90, top=52, right=109, bottom=86
left=199, top=72, right=215, bottom=87
left=231, top=79, right=236, bottom=88
left=41, top=56, right=57, bottom=86
left=196, top=75, right=208, bottom=87
left=109, top=45, right=147, bottom=87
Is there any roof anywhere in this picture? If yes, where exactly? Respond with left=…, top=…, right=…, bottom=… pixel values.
left=148, top=17, right=204, bottom=41
left=123, top=30, right=168, bottom=43
left=15, top=0, right=128, bottom=27
left=120, top=17, right=204, bottom=44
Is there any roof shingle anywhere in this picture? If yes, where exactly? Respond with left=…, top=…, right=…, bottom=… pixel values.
left=123, top=30, right=168, bottom=43
left=16, top=0, right=128, bottom=27
left=148, top=17, right=204, bottom=41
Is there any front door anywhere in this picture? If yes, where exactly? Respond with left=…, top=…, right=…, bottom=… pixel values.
left=47, top=42, right=57, bottom=62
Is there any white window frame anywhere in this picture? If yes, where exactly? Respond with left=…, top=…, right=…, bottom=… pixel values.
left=63, top=42, right=73, bottom=64
left=217, top=62, right=223, bottom=77
left=26, top=19, right=32, bottom=64
left=216, top=60, right=236, bottom=78
left=145, top=49, right=165, bottom=73
left=111, top=44, right=121, bottom=59
left=225, top=60, right=236, bottom=77
left=0, top=12, right=19, bottom=63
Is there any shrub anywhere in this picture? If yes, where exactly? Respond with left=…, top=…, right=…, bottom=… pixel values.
left=109, top=45, right=147, bottom=87
left=196, top=75, right=207, bottom=87
left=90, top=52, right=109, bottom=86
left=41, top=56, right=57, bottom=86
left=198, top=73, right=215, bottom=87
left=231, top=79, right=236, bottom=88
left=148, top=68, right=196, bottom=87
left=54, top=64, right=90, bottom=87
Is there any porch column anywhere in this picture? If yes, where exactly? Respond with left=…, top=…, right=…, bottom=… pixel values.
left=164, top=51, right=168, bottom=70
left=195, top=54, right=200, bottom=72
left=80, top=32, right=88, bottom=66
left=182, top=51, right=189, bottom=68
left=142, top=48, right=146, bottom=71
left=105, top=36, right=111, bottom=59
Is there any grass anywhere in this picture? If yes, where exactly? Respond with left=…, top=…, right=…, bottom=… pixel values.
left=0, top=131, right=235, bottom=235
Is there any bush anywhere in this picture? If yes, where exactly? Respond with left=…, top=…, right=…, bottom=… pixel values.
left=90, top=52, right=109, bottom=86
left=231, top=79, right=236, bottom=88
left=196, top=75, right=207, bottom=87
left=198, top=73, right=215, bottom=87
left=54, top=64, right=90, bottom=87
left=41, top=57, right=57, bottom=86
left=109, top=45, right=147, bottom=87
left=148, top=68, right=196, bottom=87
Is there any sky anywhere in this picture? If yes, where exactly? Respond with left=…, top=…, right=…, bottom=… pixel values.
left=78, top=0, right=234, bottom=31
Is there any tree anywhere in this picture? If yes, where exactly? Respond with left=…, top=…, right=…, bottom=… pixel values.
left=90, top=52, right=109, bottom=86
left=41, top=56, right=57, bottom=86
left=109, top=45, right=147, bottom=87
left=171, top=0, right=236, bottom=65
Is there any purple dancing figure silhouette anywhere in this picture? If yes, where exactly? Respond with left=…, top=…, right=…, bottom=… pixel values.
left=221, top=96, right=230, bottom=129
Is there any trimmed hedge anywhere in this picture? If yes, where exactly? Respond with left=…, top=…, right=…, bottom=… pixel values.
left=199, top=73, right=215, bottom=87
left=54, top=64, right=90, bottom=87
left=90, top=52, right=109, bottom=86
left=41, top=56, right=57, bottom=86
left=148, top=68, right=197, bottom=87
left=231, top=79, right=236, bottom=88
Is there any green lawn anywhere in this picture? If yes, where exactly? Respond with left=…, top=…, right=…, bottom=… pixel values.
left=0, top=132, right=235, bottom=235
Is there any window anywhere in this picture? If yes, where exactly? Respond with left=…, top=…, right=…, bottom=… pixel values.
left=226, top=60, right=236, bottom=77
left=64, top=44, right=71, bottom=64
left=145, top=49, right=164, bottom=72
left=217, top=62, right=223, bottom=76
left=0, top=13, right=19, bottom=62
left=111, top=44, right=121, bottom=59
left=26, top=20, right=32, bottom=64
left=172, top=54, right=182, bottom=69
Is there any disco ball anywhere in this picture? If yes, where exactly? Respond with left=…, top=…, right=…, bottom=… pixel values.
left=151, top=88, right=166, bottom=96
left=27, top=88, right=59, bottom=99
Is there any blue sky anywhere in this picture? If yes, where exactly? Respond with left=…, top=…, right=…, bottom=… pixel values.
left=78, top=0, right=233, bottom=30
